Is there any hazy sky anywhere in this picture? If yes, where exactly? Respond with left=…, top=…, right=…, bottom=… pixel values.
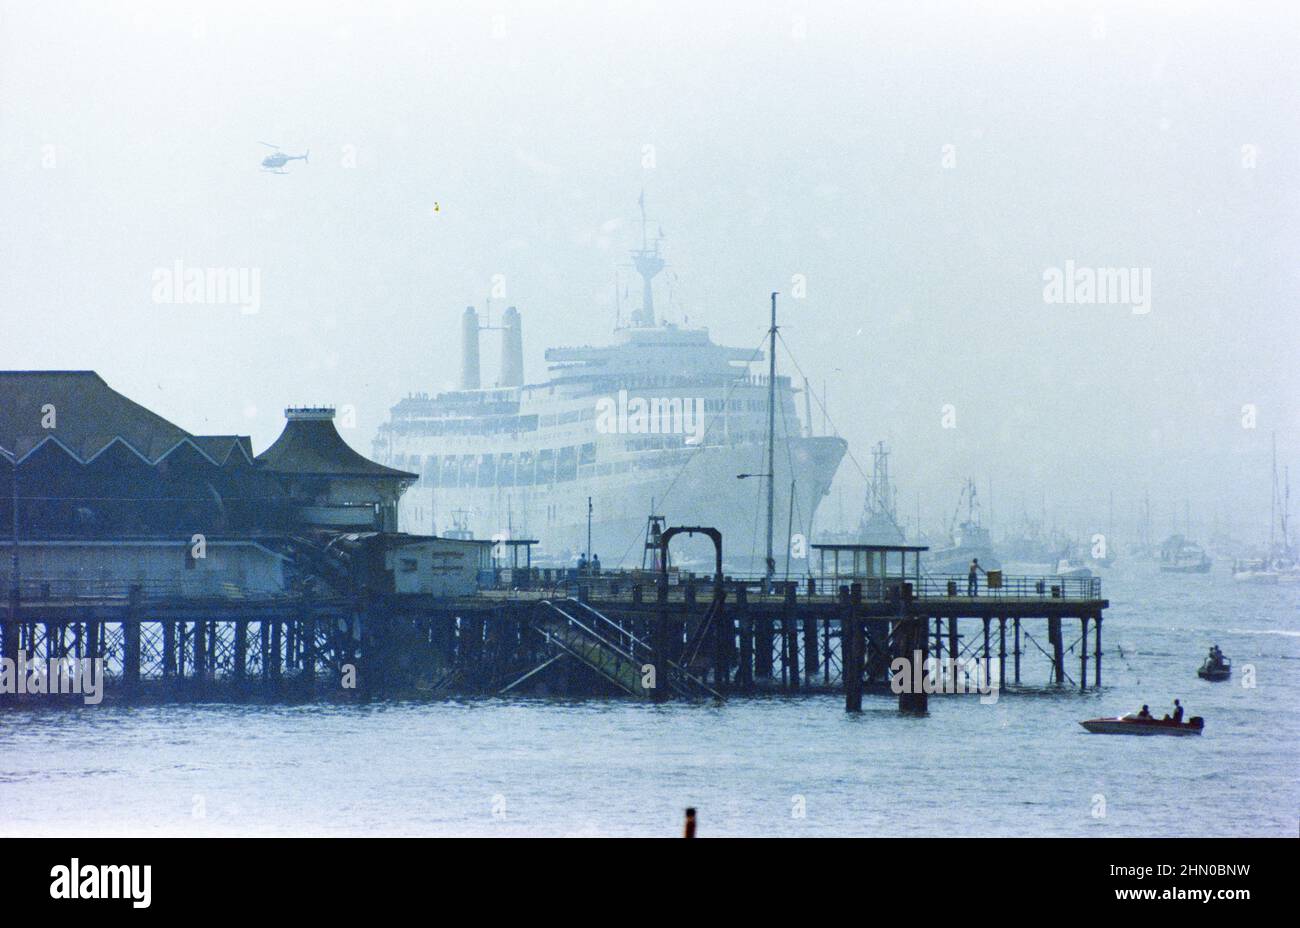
left=2, top=0, right=1296, bottom=543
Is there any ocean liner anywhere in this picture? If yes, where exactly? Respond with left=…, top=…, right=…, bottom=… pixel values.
left=372, top=207, right=847, bottom=569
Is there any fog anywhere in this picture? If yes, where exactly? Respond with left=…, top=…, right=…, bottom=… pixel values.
left=2, top=0, right=1296, bottom=546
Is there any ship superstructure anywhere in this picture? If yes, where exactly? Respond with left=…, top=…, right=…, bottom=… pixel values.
left=372, top=205, right=846, bottom=568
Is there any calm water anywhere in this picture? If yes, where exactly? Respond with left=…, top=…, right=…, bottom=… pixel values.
left=2, top=564, right=1296, bottom=836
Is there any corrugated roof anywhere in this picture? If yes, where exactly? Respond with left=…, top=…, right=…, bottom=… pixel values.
left=257, top=416, right=416, bottom=480
left=0, top=371, right=254, bottom=466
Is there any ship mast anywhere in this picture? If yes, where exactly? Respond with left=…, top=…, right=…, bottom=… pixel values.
left=630, top=191, right=665, bottom=327
left=765, top=292, right=778, bottom=589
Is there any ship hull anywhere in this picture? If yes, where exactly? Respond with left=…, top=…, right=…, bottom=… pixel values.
left=397, top=435, right=846, bottom=571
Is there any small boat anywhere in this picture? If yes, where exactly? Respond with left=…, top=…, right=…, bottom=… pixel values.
left=1080, top=715, right=1204, bottom=736
left=1056, top=557, right=1093, bottom=579
left=1198, top=657, right=1231, bottom=681
left=1232, top=566, right=1280, bottom=584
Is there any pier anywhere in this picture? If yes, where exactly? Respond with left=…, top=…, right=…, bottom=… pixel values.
left=1, top=543, right=1108, bottom=710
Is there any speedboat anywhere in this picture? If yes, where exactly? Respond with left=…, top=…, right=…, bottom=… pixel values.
left=1079, top=715, right=1204, bottom=736
left=1198, top=657, right=1231, bottom=681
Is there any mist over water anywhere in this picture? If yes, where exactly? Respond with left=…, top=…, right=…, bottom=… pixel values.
left=3, top=565, right=1295, bottom=837
left=1, top=2, right=1296, bottom=839
left=1, top=1, right=1297, bottom=541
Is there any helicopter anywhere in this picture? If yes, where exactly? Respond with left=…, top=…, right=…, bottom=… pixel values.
left=258, top=142, right=308, bottom=174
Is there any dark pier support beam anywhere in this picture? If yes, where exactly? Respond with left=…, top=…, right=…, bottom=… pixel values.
left=998, top=617, right=1007, bottom=690
left=302, top=591, right=316, bottom=695
left=754, top=597, right=774, bottom=680
left=651, top=578, right=670, bottom=703
left=1013, top=618, right=1021, bottom=684
left=982, top=616, right=991, bottom=670
left=2, top=588, right=17, bottom=668
left=712, top=591, right=730, bottom=691
left=193, top=618, right=207, bottom=691
left=163, top=621, right=175, bottom=679
left=736, top=585, right=752, bottom=690
left=1079, top=616, right=1089, bottom=690
left=233, top=619, right=248, bottom=688
left=269, top=619, right=282, bottom=685
left=948, top=616, right=958, bottom=663
left=894, top=581, right=926, bottom=714
left=1048, top=615, right=1064, bottom=686
left=1094, top=614, right=1103, bottom=689
left=303, top=616, right=317, bottom=694
left=123, top=585, right=142, bottom=689
left=844, top=583, right=863, bottom=713
left=803, top=583, right=819, bottom=685
left=822, top=607, right=831, bottom=685
left=83, top=619, right=99, bottom=664
left=783, top=584, right=799, bottom=691
left=259, top=621, right=270, bottom=683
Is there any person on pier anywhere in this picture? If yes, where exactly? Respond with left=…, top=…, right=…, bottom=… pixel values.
left=967, top=558, right=986, bottom=596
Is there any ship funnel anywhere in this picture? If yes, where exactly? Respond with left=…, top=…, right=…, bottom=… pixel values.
left=500, top=306, right=524, bottom=387
left=461, top=306, right=481, bottom=390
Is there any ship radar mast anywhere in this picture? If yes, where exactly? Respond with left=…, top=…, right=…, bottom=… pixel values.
left=629, top=190, right=665, bottom=327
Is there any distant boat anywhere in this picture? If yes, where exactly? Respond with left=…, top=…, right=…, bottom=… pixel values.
left=1232, top=560, right=1281, bottom=584
left=1198, top=655, right=1231, bottom=682
left=925, top=479, right=1001, bottom=573
left=1080, top=715, right=1204, bottom=736
left=1158, top=535, right=1211, bottom=573
left=1056, top=557, right=1093, bottom=579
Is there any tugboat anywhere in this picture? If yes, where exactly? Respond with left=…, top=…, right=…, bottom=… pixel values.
left=925, top=479, right=1001, bottom=573
left=1198, top=645, right=1231, bottom=681
left=1080, top=714, right=1205, bottom=736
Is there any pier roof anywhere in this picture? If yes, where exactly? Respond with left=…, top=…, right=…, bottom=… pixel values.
left=257, top=411, right=415, bottom=480
left=0, top=371, right=254, bottom=466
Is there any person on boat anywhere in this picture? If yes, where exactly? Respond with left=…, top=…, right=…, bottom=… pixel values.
left=1172, top=699, right=1184, bottom=723
left=967, top=558, right=985, bottom=596
left=1137, top=704, right=1153, bottom=719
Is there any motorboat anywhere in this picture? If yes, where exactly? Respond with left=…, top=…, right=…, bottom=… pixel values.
left=1198, top=656, right=1231, bottom=681
left=1079, top=714, right=1204, bottom=736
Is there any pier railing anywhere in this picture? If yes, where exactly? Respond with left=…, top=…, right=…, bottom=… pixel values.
left=507, top=570, right=1102, bottom=602
left=5, top=570, right=1101, bottom=605
left=4, top=577, right=296, bottom=602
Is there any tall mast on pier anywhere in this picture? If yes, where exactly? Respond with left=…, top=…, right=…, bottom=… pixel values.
left=765, top=292, right=778, bottom=588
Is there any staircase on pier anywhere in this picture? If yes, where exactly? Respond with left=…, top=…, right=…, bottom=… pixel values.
left=503, top=598, right=721, bottom=700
